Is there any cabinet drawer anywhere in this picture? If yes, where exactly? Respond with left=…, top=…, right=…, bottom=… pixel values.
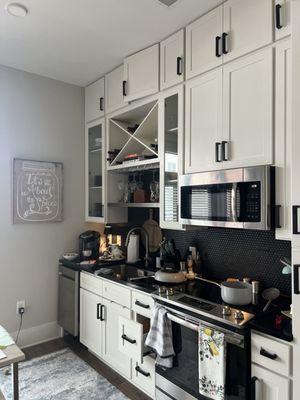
left=80, top=273, right=102, bottom=296
left=132, top=291, right=154, bottom=318
left=103, top=280, right=131, bottom=308
left=132, top=355, right=155, bottom=397
left=251, top=332, right=291, bottom=377
left=119, top=316, right=143, bottom=363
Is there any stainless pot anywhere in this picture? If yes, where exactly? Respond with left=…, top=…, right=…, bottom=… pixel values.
left=154, top=269, right=186, bottom=284
left=198, top=277, right=252, bottom=306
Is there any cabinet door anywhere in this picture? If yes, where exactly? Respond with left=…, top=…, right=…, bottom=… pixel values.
left=223, top=0, right=273, bottom=63
left=159, top=85, right=184, bottom=229
left=275, top=40, right=292, bottom=240
left=252, top=364, right=290, bottom=400
left=275, top=1, right=291, bottom=41
left=185, top=68, right=223, bottom=173
left=186, top=5, right=223, bottom=79
left=85, top=119, right=105, bottom=223
left=85, top=77, right=105, bottom=122
left=119, top=316, right=143, bottom=364
left=124, top=44, right=159, bottom=102
left=223, top=47, right=273, bottom=169
left=105, top=65, right=127, bottom=115
left=160, top=30, right=184, bottom=90
left=102, top=299, right=131, bottom=378
left=79, top=288, right=102, bottom=357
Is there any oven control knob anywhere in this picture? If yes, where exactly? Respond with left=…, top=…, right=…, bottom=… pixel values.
left=166, top=287, right=174, bottom=296
left=234, top=310, right=244, bottom=320
left=222, top=306, right=232, bottom=316
left=158, top=286, right=166, bottom=295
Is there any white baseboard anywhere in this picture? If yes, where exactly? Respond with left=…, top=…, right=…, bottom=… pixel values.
left=11, top=321, right=62, bottom=349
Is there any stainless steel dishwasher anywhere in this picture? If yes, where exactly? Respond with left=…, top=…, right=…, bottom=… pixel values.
left=58, top=264, right=79, bottom=336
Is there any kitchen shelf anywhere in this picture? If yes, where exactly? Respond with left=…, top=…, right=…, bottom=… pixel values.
left=89, top=186, right=102, bottom=189
left=108, top=202, right=160, bottom=208
left=107, top=158, right=159, bottom=173
left=90, top=148, right=102, bottom=153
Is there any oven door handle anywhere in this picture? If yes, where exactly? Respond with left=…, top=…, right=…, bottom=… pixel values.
left=231, top=183, right=238, bottom=222
left=167, top=312, right=199, bottom=331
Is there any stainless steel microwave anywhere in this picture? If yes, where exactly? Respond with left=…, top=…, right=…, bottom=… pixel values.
left=179, top=166, right=274, bottom=230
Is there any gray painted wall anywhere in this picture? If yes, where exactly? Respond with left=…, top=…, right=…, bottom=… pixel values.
left=0, top=65, right=85, bottom=346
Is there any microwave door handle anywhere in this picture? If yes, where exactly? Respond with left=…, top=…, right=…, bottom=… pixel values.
left=231, top=183, right=237, bottom=222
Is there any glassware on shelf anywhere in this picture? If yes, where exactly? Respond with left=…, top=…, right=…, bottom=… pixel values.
left=150, top=170, right=159, bottom=203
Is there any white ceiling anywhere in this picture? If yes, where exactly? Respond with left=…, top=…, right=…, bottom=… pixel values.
left=0, top=0, right=223, bottom=87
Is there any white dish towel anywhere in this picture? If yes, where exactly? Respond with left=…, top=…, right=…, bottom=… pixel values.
left=199, top=325, right=226, bottom=400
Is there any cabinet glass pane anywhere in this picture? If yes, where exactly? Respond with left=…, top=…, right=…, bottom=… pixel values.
left=88, top=124, right=103, bottom=218
left=164, top=94, right=178, bottom=222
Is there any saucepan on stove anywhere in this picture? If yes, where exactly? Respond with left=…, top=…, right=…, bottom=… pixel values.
left=197, top=277, right=252, bottom=305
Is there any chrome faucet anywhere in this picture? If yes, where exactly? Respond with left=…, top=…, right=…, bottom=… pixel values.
left=125, top=227, right=150, bottom=268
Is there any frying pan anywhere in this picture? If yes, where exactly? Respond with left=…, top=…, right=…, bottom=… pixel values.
left=262, top=288, right=280, bottom=312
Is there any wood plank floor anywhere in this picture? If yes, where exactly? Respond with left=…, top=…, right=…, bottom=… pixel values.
left=22, top=336, right=151, bottom=400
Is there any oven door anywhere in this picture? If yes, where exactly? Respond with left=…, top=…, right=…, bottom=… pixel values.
left=179, top=166, right=271, bottom=230
left=155, top=310, right=250, bottom=400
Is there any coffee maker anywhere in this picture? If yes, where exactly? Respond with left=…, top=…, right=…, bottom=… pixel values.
left=79, top=231, right=100, bottom=260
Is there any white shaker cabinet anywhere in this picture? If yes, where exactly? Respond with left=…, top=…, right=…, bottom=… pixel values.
left=275, top=39, right=292, bottom=240
left=123, top=44, right=159, bottom=102
left=275, top=1, right=291, bottom=41
left=185, top=68, right=223, bottom=173
left=185, top=5, right=223, bottom=80
left=85, top=77, right=105, bottom=122
left=105, top=65, right=127, bottom=114
left=223, top=0, right=273, bottom=63
left=80, top=288, right=103, bottom=357
left=222, top=47, right=273, bottom=169
left=252, top=364, right=290, bottom=400
left=160, top=30, right=184, bottom=90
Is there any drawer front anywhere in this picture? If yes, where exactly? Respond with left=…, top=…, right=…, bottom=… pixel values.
left=251, top=332, right=291, bottom=377
left=102, top=280, right=131, bottom=307
left=132, top=291, right=154, bottom=318
left=80, top=272, right=102, bottom=296
left=132, top=355, right=155, bottom=397
left=252, top=364, right=290, bottom=400
left=119, top=316, right=143, bottom=363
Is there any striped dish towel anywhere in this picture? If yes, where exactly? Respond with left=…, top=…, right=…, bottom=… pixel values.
left=145, top=304, right=175, bottom=368
left=199, top=325, right=226, bottom=400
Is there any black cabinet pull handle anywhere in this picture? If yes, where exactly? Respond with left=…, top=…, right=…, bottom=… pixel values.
left=135, top=366, right=150, bottom=377
left=294, top=265, right=300, bottom=294
left=275, top=205, right=282, bottom=228
left=222, top=32, right=229, bottom=54
left=215, top=142, right=221, bottom=162
left=221, top=141, right=229, bottom=161
left=121, top=334, right=136, bottom=344
left=276, top=4, right=283, bottom=29
left=100, top=304, right=105, bottom=321
left=293, top=205, right=300, bottom=234
left=251, top=376, right=259, bottom=400
left=122, top=80, right=127, bottom=96
left=135, top=300, right=150, bottom=309
left=99, top=97, right=104, bottom=111
left=176, top=57, right=183, bottom=76
left=215, top=36, right=222, bottom=58
left=260, top=348, right=278, bottom=360
left=97, top=303, right=102, bottom=320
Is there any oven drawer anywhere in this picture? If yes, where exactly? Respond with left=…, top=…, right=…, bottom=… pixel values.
left=132, top=291, right=154, bottom=318
left=103, top=280, right=131, bottom=308
left=132, top=355, right=155, bottom=397
left=80, top=272, right=102, bottom=296
left=251, top=332, right=291, bottom=377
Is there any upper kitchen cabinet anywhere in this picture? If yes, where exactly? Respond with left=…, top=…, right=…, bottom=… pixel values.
left=105, top=65, right=128, bottom=115
left=85, top=118, right=105, bottom=223
left=186, top=5, right=223, bottom=79
left=222, top=47, right=273, bottom=169
left=123, top=44, right=159, bottom=102
left=275, top=0, right=291, bottom=41
left=85, top=77, right=105, bottom=122
left=185, top=68, right=223, bottom=173
left=160, top=30, right=184, bottom=90
left=223, top=0, right=273, bottom=63
left=275, top=39, right=292, bottom=240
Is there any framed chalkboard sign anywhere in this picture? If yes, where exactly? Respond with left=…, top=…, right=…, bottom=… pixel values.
left=13, top=159, right=63, bottom=223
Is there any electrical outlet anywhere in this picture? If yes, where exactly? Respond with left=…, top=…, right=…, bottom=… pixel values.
left=16, top=300, right=25, bottom=316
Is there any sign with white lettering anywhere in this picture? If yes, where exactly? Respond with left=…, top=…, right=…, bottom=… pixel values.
left=13, top=159, right=63, bottom=223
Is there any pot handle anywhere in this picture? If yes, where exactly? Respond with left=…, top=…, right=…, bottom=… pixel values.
left=195, top=276, right=222, bottom=288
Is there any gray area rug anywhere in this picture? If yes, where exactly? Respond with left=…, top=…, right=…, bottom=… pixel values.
left=0, top=348, right=129, bottom=399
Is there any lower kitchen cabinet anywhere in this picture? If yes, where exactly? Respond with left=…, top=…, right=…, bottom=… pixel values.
left=80, top=288, right=103, bottom=357
left=252, top=364, right=290, bottom=400
left=132, top=355, right=155, bottom=398
left=119, top=316, right=144, bottom=364
left=102, top=298, right=132, bottom=378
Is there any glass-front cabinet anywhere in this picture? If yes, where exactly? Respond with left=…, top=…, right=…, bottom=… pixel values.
left=85, top=118, right=105, bottom=222
left=159, top=85, right=184, bottom=229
